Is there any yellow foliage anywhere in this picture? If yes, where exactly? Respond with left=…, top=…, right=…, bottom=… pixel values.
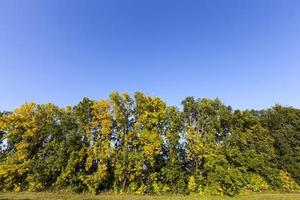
left=188, top=176, right=197, bottom=192
left=279, top=170, right=299, bottom=191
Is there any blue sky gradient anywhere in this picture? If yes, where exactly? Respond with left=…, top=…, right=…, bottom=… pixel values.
left=1, top=0, right=300, bottom=111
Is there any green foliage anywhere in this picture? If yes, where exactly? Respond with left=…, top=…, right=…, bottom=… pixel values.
left=56, top=150, right=87, bottom=193
left=224, top=110, right=275, bottom=185
left=245, top=173, right=269, bottom=192
left=152, top=181, right=161, bottom=195
left=136, top=183, right=147, bottom=194
left=1, top=192, right=300, bottom=200
left=261, top=105, right=300, bottom=185
left=1, top=93, right=300, bottom=196
left=206, top=166, right=245, bottom=196
left=26, top=173, right=44, bottom=192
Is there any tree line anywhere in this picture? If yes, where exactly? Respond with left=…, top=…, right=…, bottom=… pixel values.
left=0, top=92, right=299, bottom=196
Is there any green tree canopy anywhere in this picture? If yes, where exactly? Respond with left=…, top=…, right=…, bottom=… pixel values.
left=0, top=93, right=299, bottom=195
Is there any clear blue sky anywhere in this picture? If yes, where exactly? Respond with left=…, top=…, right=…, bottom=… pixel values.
left=1, top=0, right=300, bottom=111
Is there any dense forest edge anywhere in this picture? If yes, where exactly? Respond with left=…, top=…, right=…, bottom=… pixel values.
left=0, top=92, right=299, bottom=196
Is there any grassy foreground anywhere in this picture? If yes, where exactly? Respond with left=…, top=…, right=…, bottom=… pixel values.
left=0, top=192, right=300, bottom=200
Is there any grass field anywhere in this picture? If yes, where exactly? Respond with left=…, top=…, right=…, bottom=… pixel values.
left=0, top=192, right=300, bottom=200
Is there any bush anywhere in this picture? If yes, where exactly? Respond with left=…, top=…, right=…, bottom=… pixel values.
left=26, top=174, right=45, bottom=192
left=152, top=181, right=161, bottom=194
left=246, top=173, right=269, bottom=192
left=279, top=170, right=299, bottom=191
left=136, top=183, right=146, bottom=194
left=188, top=176, right=197, bottom=192
left=207, top=166, right=245, bottom=196
left=204, top=183, right=223, bottom=196
left=129, top=182, right=138, bottom=192
left=162, top=185, right=170, bottom=193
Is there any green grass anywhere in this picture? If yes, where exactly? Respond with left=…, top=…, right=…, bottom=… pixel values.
left=1, top=192, right=300, bottom=200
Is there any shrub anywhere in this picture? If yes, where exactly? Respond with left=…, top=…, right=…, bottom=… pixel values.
left=207, top=166, right=245, bottom=196
left=26, top=174, right=45, bottom=192
left=204, top=183, right=223, bottom=195
left=279, top=170, right=299, bottom=191
left=188, top=176, right=197, bottom=192
left=152, top=181, right=160, bottom=194
left=162, top=184, right=170, bottom=193
left=246, top=173, right=269, bottom=192
left=136, top=183, right=147, bottom=194
left=129, top=182, right=138, bottom=192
